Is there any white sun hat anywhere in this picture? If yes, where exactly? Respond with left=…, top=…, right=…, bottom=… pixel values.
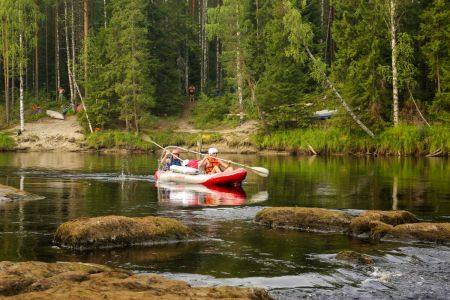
left=208, top=147, right=218, bottom=154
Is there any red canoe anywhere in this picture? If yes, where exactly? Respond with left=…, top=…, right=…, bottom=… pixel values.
left=155, top=168, right=247, bottom=186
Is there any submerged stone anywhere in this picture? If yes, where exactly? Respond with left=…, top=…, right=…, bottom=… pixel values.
left=255, top=207, right=352, bottom=232
left=336, top=250, right=374, bottom=265
left=54, top=215, right=197, bottom=250
left=0, top=184, right=45, bottom=204
left=0, top=261, right=273, bottom=299
left=349, top=210, right=419, bottom=236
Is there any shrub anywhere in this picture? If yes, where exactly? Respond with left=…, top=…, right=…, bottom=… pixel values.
left=0, top=133, right=16, bottom=151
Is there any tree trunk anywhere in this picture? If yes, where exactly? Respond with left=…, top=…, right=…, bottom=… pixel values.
left=55, top=5, right=61, bottom=101
left=247, top=78, right=269, bottom=134
left=185, top=39, right=189, bottom=95
left=84, top=0, right=88, bottom=97
left=436, top=55, right=441, bottom=93
left=71, top=0, right=77, bottom=103
left=103, top=0, right=107, bottom=28
left=64, top=0, right=75, bottom=109
left=390, top=0, right=399, bottom=126
left=3, top=17, right=10, bottom=125
left=35, top=16, right=39, bottom=99
left=19, top=32, right=24, bottom=132
left=45, top=8, right=49, bottom=93
left=216, top=37, right=220, bottom=92
left=236, top=3, right=244, bottom=124
left=305, top=46, right=375, bottom=137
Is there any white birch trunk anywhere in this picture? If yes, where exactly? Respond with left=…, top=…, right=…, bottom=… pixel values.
left=390, top=0, right=399, bottom=126
left=19, top=33, right=24, bottom=132
left=103, top=0, right=107, bottom=28
left=64, top=0, right=75, bottom=109
left=236, top=2, right=244, bottom=124
left=55, top=6, right=61, bottom=101
left=71, top=0, right=77, bottom=102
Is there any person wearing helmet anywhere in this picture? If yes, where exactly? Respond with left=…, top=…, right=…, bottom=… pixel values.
left=198, top=148, right=233, bottom=174
left=162, top=148, right=183, bottom=170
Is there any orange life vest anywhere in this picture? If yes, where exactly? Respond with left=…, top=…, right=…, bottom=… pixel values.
left=205, top=157, right=220, bottom=174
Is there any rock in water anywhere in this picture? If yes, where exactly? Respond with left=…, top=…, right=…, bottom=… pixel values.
left=255, top=207, right=352, bottom=233
left=336, top=250, right=374, bottom=265
left=0, top=184, right=45, bottom=204
left=54, top=215, right=197, bottom=250
left=0, top=261, right=273, bottom=299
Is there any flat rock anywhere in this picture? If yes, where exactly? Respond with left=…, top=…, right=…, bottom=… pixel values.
left=255, top=207, right=352, bottom=232
left=54, top=215, right=197, bottom=250
left=0, top=261, right=273, bottom=299
left=349, top=210, right=419, bottom=236
left=370, top=222, right=450, bottom=243
left=0, top=184, right=45, bottom=204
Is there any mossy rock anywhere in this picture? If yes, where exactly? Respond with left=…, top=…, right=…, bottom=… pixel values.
left=349, top=210, right=419, bottom=236
left=255, top=207, right=352, bottom=232
left=0, top=184, right=45, bottom=204
left=54, top=215, right=197, bottom=250
left=370, top=222, right=450, bottom=243
left=0, top=261, right=115, bottom=297
left=336, top=250, right=374, bottom=265
left=0, top=261, right=273, bottom=299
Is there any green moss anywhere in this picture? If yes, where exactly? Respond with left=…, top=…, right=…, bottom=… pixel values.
left=255, top=207, right=352, bottom=232
left=54, top=215, right=196, bottom=250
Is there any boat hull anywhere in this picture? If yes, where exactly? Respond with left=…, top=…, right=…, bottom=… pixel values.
left=155, top=168, right=247, bottom=186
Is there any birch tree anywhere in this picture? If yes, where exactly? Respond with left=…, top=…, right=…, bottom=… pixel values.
left=282, top=0, right=374, bottom=137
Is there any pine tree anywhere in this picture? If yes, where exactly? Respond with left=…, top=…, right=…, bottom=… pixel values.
left=107, top=0, right=154, bottom=132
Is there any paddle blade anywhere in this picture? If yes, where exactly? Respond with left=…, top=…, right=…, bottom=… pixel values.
left=249, top=166, right=269, bottom=177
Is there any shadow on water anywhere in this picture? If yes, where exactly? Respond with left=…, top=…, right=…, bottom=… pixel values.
left=0, top=153, right=450, bottom=298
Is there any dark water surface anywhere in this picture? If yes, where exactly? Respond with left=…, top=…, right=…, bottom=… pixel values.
left=1, top=152, right=449, bottom=299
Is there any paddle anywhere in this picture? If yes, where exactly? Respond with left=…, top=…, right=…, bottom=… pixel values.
left=141, top=135, right=269, bottom=177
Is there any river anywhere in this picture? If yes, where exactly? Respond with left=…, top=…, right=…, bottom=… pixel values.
left=1, top=152, right=449, bottom=299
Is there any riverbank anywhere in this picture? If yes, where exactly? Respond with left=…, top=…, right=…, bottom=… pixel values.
left=1, top=115, right=449, bottom=156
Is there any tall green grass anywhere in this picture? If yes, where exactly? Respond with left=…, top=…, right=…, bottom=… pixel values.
left=86, top=131, right=155, bottom=151
left=253, top=125, right=450, bottom=156
left=87, top=130, right=223, bottom=151
left=0, top=133, right=16, bottom=151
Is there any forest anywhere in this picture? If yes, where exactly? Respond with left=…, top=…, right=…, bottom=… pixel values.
left=0, top=0, right=449, bottom=153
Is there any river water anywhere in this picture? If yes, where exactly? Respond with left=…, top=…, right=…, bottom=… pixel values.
left=0, top=152, right=449, bottom=299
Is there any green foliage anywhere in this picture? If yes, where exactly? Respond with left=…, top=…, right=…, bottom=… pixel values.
left=190, top=94, right=238, bottom=129
left=146, top=130, right=223, bottom=148
left=254, top=124, right=450, bottom=155
left=0, top=133, right=16, bottom=151
left=429, top=93, right=450, bottom=123
left=86, top=131, right=154, bottom=151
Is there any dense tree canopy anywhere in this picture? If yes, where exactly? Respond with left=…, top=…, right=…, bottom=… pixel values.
left=0, top=0, right=448, bottom=133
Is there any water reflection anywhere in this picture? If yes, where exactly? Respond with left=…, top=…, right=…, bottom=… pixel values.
left=157, top=183, right=268, bottom=207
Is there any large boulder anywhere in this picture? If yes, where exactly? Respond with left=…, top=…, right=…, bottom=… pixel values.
left=54, top=215, right=197, bottom=250
left=0, top=184, right=44, bottom=204
left=370, top=222, right=450, bottom=243
left=0, top=261, right=273, bottom=299
left=349, top=210, right=419, bottom=236
left=255, top=207, right=352, bottom=232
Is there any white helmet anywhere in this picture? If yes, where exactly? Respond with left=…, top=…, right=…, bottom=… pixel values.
left=208, top=147, right=218, bottom=154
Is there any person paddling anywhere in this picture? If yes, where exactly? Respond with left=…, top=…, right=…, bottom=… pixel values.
left=199, top=148, right=233, bottom=174
left=162, top=149, right=183, bottom=170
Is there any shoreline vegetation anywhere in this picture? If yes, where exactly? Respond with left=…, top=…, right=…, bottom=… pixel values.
left=2, top=124, right=449, bottom=157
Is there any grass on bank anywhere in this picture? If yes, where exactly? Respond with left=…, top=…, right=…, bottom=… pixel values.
left=0, top=133, right=16, bottom=151
left=86, top=130, right=223, bottom=151
left=253, top=124, right=450, bottom=155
